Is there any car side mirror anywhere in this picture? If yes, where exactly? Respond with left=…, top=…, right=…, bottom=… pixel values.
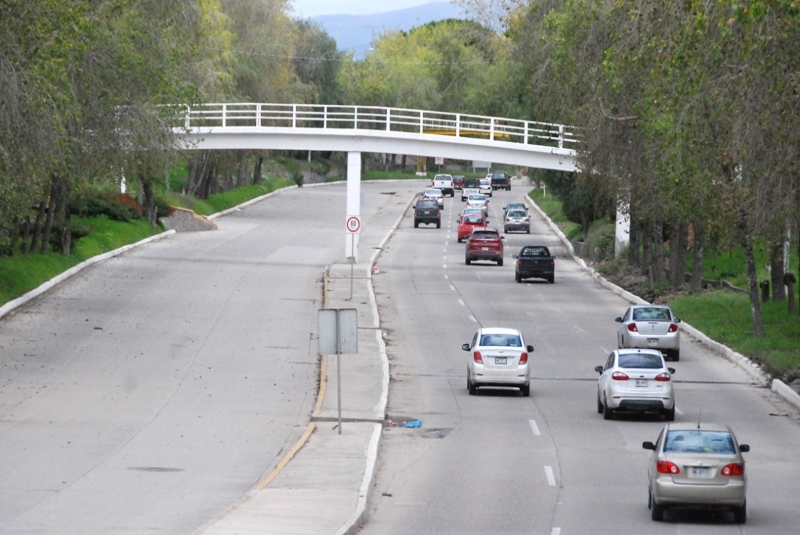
left=642, top=441, right=656, bottom=451
left=512, top=255, right=519, bottom=259
left=614, top=317, right=623, bottom=323
left=675, top=318, right=682, bottom=323
left=500, top=236, right=505, bottom=240
left=739, top=444, right=750, bottom=453
left=527, top=345, right=534, bottom=352
left=668, top=367, right=676, bottom=374
left=461, top=343, right=470, bottom=351
left=594, top=365, right=604, bottom=374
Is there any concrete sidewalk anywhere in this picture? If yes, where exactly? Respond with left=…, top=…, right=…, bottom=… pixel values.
left=195, top=192, right=411, bottom=535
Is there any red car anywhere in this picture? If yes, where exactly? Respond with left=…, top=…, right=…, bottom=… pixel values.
left=457, top=214, right=487, bottom=243
left=466, top=228, right=505, bottom=266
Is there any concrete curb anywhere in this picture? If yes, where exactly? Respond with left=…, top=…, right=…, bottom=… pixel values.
left=0, top=230, right=176, bottom=321
left=524, top=193, right=782, bottom=391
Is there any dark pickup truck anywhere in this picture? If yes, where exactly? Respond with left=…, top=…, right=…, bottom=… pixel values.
left=513, top=245, right=555, bottom=283
left=489, top=171, right=511, bottom=191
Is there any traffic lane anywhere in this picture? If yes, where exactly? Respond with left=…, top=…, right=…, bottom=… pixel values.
left=368, top=187, right=800, bottom=534
left=365, top=199, right=559, bottom=534
left=0, top=181, right=415, bottom=533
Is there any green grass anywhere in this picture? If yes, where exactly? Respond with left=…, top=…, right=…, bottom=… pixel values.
left=189, top=179, right=294, bottom=216
left=529, top=187, right=800, bottom=380
left=0, top=216, right=157, bottom=304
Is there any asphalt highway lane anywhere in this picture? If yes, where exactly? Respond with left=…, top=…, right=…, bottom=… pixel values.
left=363, top=185, right=800, bottom=534
left=0, top=181, right=419, bottom=534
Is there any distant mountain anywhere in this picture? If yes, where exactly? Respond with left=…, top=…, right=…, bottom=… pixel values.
left=311, top=2, right=462, bottom=59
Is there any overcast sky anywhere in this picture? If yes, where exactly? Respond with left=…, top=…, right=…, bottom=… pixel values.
left=290, top=0, right=450, bottom=18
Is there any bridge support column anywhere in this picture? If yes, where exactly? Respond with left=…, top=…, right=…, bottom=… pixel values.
left=615, top=201, right=630, bottom=257
left=346, top=152, right=361, bottom=262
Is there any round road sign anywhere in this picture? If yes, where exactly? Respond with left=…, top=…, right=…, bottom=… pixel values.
left=346, top=216, right=361, bottom=233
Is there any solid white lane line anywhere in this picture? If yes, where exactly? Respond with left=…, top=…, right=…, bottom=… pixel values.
left=544, top=466, right=556, bottom=486
left=529, top=420, right=541, bottom=436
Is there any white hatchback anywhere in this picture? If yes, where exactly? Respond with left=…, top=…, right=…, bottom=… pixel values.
left=463, top=327, right=534, bottom=396
left=423, top=188, right=444, bottom=208
left=595, top=348, right=676, bottom=420
left=466, top=193, right=488, bottom=215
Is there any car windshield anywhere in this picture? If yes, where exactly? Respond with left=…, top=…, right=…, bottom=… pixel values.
left=633, top=307, right=671, bottom=321
left=617, top=353, right=663, bottom=369
left=664, top=430, right=736, bottom=454
left=480, top=334, right=521, bottom=347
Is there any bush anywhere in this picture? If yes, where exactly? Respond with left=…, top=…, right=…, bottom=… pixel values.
left=70, top=189, right=143, bottom=222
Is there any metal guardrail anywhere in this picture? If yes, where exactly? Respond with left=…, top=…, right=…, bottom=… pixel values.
left=173, top=103, right=578, bottom=150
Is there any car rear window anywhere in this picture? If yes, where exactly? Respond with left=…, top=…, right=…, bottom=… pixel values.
left=471, top=231, right=497, bottom=240
left=633, top=307, right=671, bottom=321
left=664, top=431, right=735, bottom=453
left=480, top=334, right=521, bottom=347
left=521, top=247, right=550, bottom=257
left=617, top=353, right=663, bottom=369
left=464, top=216, right=484, bottom=223
left=507, top=210, right=526, bottom=218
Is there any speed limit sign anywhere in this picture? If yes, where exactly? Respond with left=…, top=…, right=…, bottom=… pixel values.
left=346, top=215, right=361, bottom=234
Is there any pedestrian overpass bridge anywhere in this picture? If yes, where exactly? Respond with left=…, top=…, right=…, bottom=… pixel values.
left=171, top=103, right=580, bottom=259
left=171, top=103, right=578, bottom=172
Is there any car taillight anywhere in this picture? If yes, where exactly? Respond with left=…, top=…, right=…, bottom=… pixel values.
left=654, top=373, right=671, bottom=382
left=656, top=461, right=680, bottom=474
left=721, top=463, right=744, bottom=476
left=519, top=352, right=528, bottom=364
left=627, top=323, right=639, bottom=332
left=474, top=351, right=483, bottom=363
left=668, top=323, right=679, bottom=333
left=505, top=217, right=511, bottom=222
left=611, top=371, right=629, bottom=381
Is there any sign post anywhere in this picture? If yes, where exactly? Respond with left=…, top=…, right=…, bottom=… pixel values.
left=318, top=308, right=358, bottom=434
left=345, top=215, right=361, bottom=300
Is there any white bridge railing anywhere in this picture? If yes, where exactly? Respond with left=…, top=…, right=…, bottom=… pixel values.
left=174, top=103, right=578, bottom=150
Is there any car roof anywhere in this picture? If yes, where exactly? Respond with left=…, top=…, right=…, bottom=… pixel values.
left=631, top=304, right=671, bottom=309
left=479, top=327, right=521, bottom=335
left=615, top=348, right=664, bottom=357
left=664, top=423, right=732, bottom=433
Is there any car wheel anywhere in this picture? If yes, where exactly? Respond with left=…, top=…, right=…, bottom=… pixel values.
left=664, top=406, right=675, bottom=421
left=465, top=257, right=471, bottom=265
left=521, top=383, right=530, bottom=397
left=548, top=275, right=555, bottom=284
left=504, top=228, right=508, bottom=234
left=468, top=376, right=477, bottom=395
left=671, top=349, right=680, bottom=362
left=602, top=396, right=614, bottom=420
left=650, top=494, right=665, bottom=521
left=457, top=237, right=462, bottom=243
left=498, top=258, right=504, bottom=267
left=597, top=395, right=603, bottom=414
left=436, top=221, right=441, bottom=229
left=733, top=501, right=746, bottom=524
left=515, top=273, right=522, bottom=283
left=414, top=221, right=419, bottom=228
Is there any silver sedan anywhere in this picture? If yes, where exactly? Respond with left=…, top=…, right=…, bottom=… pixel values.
left=463, top=327, right=533, bottom=396
left=595, top=348, right=676, bottom=420
left=643, top=423, right=750, bottom=523
left=616, top=305, right=681, bottom=361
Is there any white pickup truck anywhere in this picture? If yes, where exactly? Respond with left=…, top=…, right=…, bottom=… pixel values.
left=431, top=174, right=455, bottom=197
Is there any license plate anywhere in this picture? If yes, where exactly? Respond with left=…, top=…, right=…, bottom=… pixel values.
left=692, top=467, right=710, bottom=478
left=647, top=338, right=658, bottom=345
left=495, top=357, right=507, bottom=365
left=635, top=379, right=648, bottom=387
left=482, top=247, right=489, bottom=250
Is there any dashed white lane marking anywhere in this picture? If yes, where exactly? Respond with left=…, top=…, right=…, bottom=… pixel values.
left=469, top=315, right=478, bottom=323
left=444, top=274, right=449, bottom=280
left=676, top=407, right=684, bottom=416
left=449, top=284, right=456, bottom=291
left=545, top=466, right=556, bottom=486
left=551, top=529, right=561, bottom=535
left=529, top=420, right=541, bottom=436
left=458, top=299, right=465, bottom=306
left=443, top=264, right=447, bottom=269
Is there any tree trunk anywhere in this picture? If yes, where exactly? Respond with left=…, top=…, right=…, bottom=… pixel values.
left=739, top=209, right=765, bottom=336
left=653, top=222, right=666, bottom=283
left=401, top=154, right=407, bottom=170
left=770, top=240, right=786, bottom=300
left=690, top=227, right=705, bottom=294
left=641, top=220, right=652, bottom=276
left=627, top=217, right=640, bottom=268
left=253, top=156, right=263, bottom=185
left=40, top=179, right=58, bottom=254
left=29, top=201, right=46, bottom=253
left=141, top=174, right=157, bottom=227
